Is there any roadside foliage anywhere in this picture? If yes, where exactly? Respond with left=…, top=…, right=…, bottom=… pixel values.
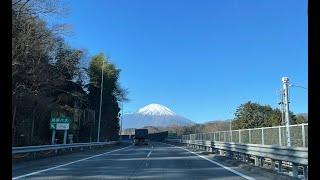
left=12, top=0, right=127, bottom=146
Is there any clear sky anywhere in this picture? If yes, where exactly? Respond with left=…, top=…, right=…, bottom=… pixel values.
left=57, top=0, right=308, bottom=123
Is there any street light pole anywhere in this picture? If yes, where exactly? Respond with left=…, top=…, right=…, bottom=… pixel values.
left=97, top=60, right=104, bottom=142
left=282, top=77, right=291, bottom=147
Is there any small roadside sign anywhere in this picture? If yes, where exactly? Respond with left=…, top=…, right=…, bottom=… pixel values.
left=51, top=116, right=71, bottom=123
left=50, top=115, right=71, bottom=145
left=56, top=123, right=70, bottom=130
left=50, top=116, right=71, bottom=129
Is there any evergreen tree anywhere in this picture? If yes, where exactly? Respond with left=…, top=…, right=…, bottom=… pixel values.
left=232, top=101, right=304, bottom=130
left=86, top=53, right=126, bottom=141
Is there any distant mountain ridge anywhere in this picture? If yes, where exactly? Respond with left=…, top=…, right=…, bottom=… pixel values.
left=203, top=119, right=233, bottom=124
left=203, top=112, right=308, bottom=124
left=297, top=113, right=308, bottom=120
left=122, top=104, right=195, bottom=129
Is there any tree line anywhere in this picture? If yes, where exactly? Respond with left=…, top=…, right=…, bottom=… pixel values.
left=133, top=101, right=307, bottom=138
left=12, top=0, right=128, bottom=146
left=231, top=101, right=307, bottom=129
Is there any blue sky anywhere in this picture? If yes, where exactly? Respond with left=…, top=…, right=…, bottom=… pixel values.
left=56, top=0, right=308, bottom=123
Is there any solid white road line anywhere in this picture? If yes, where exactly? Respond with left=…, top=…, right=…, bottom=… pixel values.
left=13, top=145, right=132, bottom=180
left=162, top=142, right=255, bottom=180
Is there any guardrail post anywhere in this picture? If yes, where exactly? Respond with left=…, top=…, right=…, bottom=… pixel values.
left=242, top=154, right=246, bottom=162
left=230, top=130, right=232, bottom=142
left=230, top=151, right=234, bottom=158
left=278, top=161, right=282, bottom=173
left=214, top=132, right=216, bottom=141
left=292, top=163, right=298, bottom=178
left=271, top=159, right=275, bottom=170
left=243, top=154, right=248, bottom=162
left=254, top=156, right=259, bottom=166
left=262, top=128, right=264, bottom=145
left=302, top=124, right=306, bottom=147
left=249, top=129, right=251, bottom=144
left=260, top=157, right=264, bottom=168
left=239, top=130, right=241, bottom=143
left=224, top=131, right=226, bottom=142
left=279, top=126, right=282, bottom=146
left=303, top=165, right=308, bottom=179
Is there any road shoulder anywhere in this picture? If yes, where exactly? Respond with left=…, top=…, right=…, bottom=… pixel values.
left=12, top=143, right=131, bottom=179
left=164, top=141, right=297, bottom=180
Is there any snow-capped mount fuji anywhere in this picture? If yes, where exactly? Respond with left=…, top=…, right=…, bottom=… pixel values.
left=137, top=104, right=176, bottom=116
left=122, top=103, right=195, bottom=129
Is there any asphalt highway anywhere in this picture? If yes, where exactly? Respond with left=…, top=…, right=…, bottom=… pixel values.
left=12, top=142, right=257, bottom=180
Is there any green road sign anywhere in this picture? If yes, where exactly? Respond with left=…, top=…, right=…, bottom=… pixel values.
left=50, top=116, right=71, bottom=129
left=51, top=116, right=71, bottom=123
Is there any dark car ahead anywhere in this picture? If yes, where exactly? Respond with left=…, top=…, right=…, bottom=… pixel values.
left=134, top=129, right=149, bottom=145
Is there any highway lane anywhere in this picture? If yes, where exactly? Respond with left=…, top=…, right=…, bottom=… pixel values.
left=13, top=142, right=252, bottom=180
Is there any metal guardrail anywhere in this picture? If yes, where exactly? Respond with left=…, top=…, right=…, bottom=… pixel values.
left=181, top=124, right=309, bottom=178
left=182, top=139, right=308, bottom=179
left=184, top=140, right=308, bottom=165
left=12, top=141, right=118, bottom=154
left=165, top=138, right=181, bottom=143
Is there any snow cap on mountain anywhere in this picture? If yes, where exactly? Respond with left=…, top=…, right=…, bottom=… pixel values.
left=137, top=103, right=176, bottom=116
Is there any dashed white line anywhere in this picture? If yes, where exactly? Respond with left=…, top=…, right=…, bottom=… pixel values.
left=145, top=150, right=153, bottom=167
left=13, top=146, right=132, bottom=180
left=147, top=151, right=152, bottom=158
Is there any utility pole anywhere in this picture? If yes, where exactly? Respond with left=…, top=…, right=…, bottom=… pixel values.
left=120, top=102, right=123, bottom=139
left=282, top=77, right=291, bottom=147
left=229, top=119, right=232, bottom=142
left=97, top=60, right=104, bottom=142
left=279, top=89, right=285, bottom=125
left=278, top=89, right=286, bottom=145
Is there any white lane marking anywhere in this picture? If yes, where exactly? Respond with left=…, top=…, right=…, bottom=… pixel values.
left=13, top=146, right=132, bottom=180
left=145, top=150, right=152, bottom=167
left=162, top=143, right=255, bottom=180
left=147, top=151, right=152, bottom=158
